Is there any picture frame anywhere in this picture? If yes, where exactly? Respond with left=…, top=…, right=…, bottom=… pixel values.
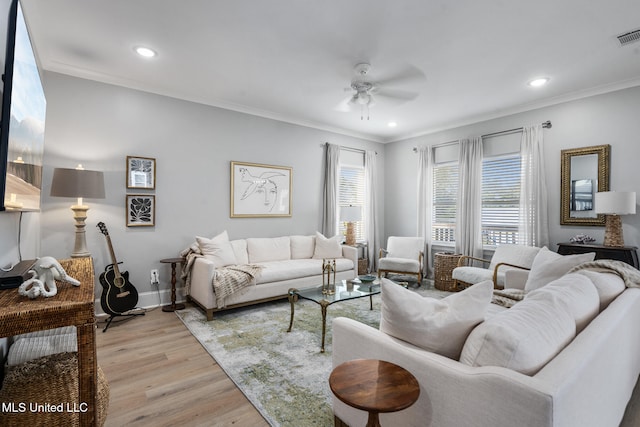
left=230, top=161, right=292, bottom=218
left=126, top=156, right=156, bottom=189
left=126, top=194, right=155, bottom=227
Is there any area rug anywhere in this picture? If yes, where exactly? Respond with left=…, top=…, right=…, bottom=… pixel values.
left=175, top=280, right=450, bottom=427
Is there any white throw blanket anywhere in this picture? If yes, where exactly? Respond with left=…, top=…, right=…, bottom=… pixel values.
left=568, top=259, right=640, bottom=288
left=213, top=264, right=263, bottom=308
left=179, top=246, right=263, bottom=307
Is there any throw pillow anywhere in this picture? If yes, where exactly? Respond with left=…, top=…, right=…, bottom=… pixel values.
left=379, top=278, right=493, bottom=359
left=524, top=247, right=595, bottom=292
left=196, top=231, right=238, bottom=268
left=527, top=273, right=599, bottom=333
left=290, top=235, right=315, bottom=259
left=574, top=270, right=625, bottom=311
left=459, top=289, right=576, bottom=375
left=312, top=232, right=342, bottom=259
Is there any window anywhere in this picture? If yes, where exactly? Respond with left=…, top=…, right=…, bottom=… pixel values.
left=481, top=154, right=521, bottom=246
left=432, top=161, right=458, bottom=244
left=338, top=165, right=365, bottom=240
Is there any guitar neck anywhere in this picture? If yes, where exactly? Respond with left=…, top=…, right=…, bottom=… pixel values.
left=105, top=234, right=122, bottom=278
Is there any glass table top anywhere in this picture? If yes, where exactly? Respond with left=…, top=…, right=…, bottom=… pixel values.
left=290, top=279, right=380, bottom=304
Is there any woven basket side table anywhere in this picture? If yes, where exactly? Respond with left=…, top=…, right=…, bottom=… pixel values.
left=434, top=252, right=462, bottom=291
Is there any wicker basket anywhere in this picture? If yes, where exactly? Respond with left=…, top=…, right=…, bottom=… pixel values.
left=0, top=352, right=109, bottom=427
left=358, top=258, right=368, bottom=275
left=434, top=252, right=463, bottom=291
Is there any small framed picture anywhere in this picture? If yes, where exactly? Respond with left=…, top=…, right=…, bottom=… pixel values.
left=127, top=156, right=156, bottom=189
left=126, top=195, right=155, bottom=227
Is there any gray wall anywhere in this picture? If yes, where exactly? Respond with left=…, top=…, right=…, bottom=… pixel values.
left=34, top=72, right=384, bottom=308
left=384, top=85, right=640, bottom=253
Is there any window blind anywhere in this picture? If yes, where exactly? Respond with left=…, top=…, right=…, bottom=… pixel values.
left=432, top=162, right=458, bottom=243
left=482, top=154, right=521, bottom=245
left=339, top=166, right=365, bottom=240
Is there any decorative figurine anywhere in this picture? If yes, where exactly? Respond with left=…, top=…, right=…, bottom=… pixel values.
left=322, top=259, right=336, bottom=295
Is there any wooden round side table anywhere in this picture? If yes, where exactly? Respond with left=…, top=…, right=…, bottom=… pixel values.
left=160, top=257, right=185, bottom=312
left=329, top=359, right=420, bottom=427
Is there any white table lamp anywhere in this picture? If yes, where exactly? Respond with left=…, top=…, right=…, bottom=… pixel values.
left=50, top=165, right=105, bottom=257
left=595, top=191, right=636, bottom=247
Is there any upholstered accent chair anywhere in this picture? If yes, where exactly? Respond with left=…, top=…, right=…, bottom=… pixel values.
left=452, top=244, right=541, bottom=289
left=377, top=236, right=425, bottom=282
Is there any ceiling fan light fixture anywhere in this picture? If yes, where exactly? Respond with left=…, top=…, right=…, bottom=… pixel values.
left=135, top=46, right=157, bottom=58
left=528, top=77, right=549, bottom=87
left=388, top=121, right=397, bottom=127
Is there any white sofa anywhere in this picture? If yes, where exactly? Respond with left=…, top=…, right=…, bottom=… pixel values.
left=332, top=267, right=640, bottom=427
left=188, top=233, right=358, bottom=320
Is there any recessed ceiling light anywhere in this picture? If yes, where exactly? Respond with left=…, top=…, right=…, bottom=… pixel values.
left=528, top=77, right=549, bottom=87
left=388, top=121, right=397, bottom=128
left=135, top=46, right=157, bottom=58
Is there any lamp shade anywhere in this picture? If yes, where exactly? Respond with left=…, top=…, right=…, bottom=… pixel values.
left=340, top=205, right=362, bottom=222
left=594, top=191, right=636, bottom=215
left=50, top=168, right=105, bottom=199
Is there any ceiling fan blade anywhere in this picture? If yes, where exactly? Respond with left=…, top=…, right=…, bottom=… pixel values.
left=334, top=95, right=356, bottom=112
left=373, top=87, right=419, bottom=102
left=374, top=65, right=426, bottom=87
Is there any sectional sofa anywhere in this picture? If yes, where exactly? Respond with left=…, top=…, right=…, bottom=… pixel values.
left=332, top=258, right=640, bottom=427
left=186, top=232, right=358, bottom=320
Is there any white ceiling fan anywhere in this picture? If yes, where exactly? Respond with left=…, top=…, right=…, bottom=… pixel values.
left=335, top=63, right=424, bottom=120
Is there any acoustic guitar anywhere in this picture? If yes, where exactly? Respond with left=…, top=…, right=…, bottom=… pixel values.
left=97, top=222, right=139, bottom=315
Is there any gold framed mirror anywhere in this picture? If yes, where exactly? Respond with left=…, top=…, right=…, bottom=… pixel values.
left=560, top=144, right=610, bottom=226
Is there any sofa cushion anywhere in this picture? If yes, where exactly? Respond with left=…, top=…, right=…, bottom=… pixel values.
left=527, top=273, right=599, bottom=333
left=574, top=270, right=626, bottom=311
left=197, top=231, right=238, bottom=268
left=524, top=247, right=595, bottom=292
left=247, top=237, right=291, bottom=263
left=379, top=278, right=493, bottom=359
left=230, top=239, right=249, bottom=265
left=460, top=289, right=576, bottom=375
left=313, top=232, right=342, bottom=259
left=257, top=258, right=353, bottom=284
left=290, top=235, right=315, bottom=259
left=378, top=257, right=421, bottom=274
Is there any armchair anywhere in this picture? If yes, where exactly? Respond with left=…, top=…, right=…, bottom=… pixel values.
left=452, top=244, right=540, bottom=289
left=377, top=236, right=425, bottom=282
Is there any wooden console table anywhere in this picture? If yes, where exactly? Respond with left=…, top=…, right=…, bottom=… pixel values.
left=557, top=242, right=639, bottom=269
left=0, top=257, right=97, bottom=426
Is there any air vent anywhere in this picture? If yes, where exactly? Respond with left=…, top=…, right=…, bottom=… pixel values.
left=617, top=28, right=640, bottom=46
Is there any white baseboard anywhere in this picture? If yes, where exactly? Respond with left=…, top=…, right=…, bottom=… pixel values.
left=95, top=287, right=186, bottom=318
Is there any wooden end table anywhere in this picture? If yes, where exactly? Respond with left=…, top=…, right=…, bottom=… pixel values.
left=329, top=359, right=420, bottom=427
left=160, top=257, right=186, bottom=312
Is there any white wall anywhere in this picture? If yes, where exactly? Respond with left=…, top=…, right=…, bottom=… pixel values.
left=37, top=72, right=384, bottom=308
left=384, top=85, right=640, bottom=253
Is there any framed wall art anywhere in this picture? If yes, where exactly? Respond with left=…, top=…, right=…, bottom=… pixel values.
left=126, top=156, right=156, bottom=189
left=126, top=194, right=155, bottom=227
left=230, top=161, right=292, bottom=218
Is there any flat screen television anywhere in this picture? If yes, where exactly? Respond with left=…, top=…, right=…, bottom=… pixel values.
left=0, top=0, right=46, bottom=212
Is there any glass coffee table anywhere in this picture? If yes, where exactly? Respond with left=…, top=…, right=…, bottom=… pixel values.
left=287, top=279, right=380, bottom=352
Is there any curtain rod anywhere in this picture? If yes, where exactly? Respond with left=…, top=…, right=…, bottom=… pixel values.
left=412, top=120, right=552, bottom=152
left=322, top=142, right=377, bottom=155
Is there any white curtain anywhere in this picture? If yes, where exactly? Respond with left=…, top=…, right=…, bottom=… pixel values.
left=321, top=143, right=340, bottom=237
left=456, top=137, right=484, bottom=258
left=416, top=146, right=433, bottom=276
left=364, top=150, right=380, bottom=272
left=519, top=124, right=549, bottom=247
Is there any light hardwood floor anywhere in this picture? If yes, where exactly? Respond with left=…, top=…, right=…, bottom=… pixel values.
left=96, top=308, right=269, bottom=427
left=97, top=305, right=640, bottom=427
